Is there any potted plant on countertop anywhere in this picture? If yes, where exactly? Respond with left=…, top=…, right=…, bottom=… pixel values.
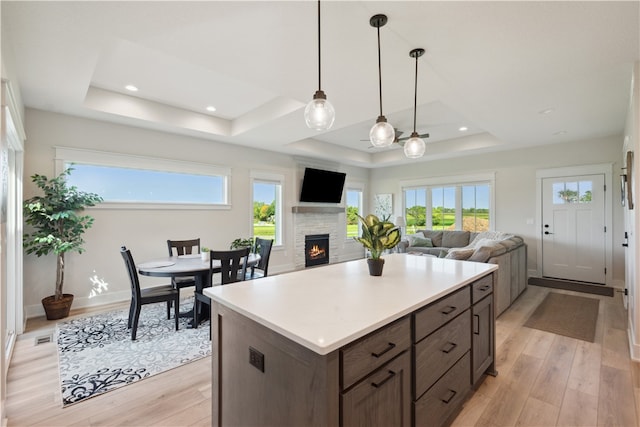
left=354, top=214, right=401, bottom=276
left=23, top=168, right=103, bottom=320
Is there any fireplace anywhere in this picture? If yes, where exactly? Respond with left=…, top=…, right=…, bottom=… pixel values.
left=305, top=234, right=330, bottom=267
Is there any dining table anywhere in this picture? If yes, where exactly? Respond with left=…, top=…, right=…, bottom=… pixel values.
left=137, top=252, right=260, bottom=326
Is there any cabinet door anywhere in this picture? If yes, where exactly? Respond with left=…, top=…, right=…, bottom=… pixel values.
left=472, top=295, right=494, bottom=386
left=341, top=351, right=411, bottom=427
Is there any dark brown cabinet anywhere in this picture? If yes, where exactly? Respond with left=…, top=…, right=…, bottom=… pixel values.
left=472, top=291, right=495, bottom=386
left=341, top=351, right=411, bottom=427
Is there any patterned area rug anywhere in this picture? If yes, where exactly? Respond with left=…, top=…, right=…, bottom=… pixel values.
left=56, top=299, right=210, bottom=407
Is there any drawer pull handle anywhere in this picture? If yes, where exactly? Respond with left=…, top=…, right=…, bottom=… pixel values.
left=441, top=389, right=457, bottom=404
left=441, top=342, right=457, bottom=354
left=440, top=306, right=457, bottom=315
left=371, top=342, right=396, bottom=358
left=473, top=314, right=480, bottom=335
left=371, top=370, right=396, bottom=388
left=478, top=285, right=490, bottom=291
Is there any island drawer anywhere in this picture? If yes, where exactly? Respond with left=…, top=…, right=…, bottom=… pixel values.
left=414, top=287, right=470, bottom=342
left=341, top=316, right=411, bottom=390
left=471, top=274, right=493, bottom=304
left=414, top=352, right=471, bottom=427
left=414, top=310, right=470, bottom=398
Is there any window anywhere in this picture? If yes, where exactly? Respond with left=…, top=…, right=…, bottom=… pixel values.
left=346, top=188, right=363, bottom=238
left=251, top=172, right=283, bottom=246
left=402, top=175, right=493, bottom=233
left=55, top=147, right=230, bottom=208
left=552, top=180, right=593, bottom=204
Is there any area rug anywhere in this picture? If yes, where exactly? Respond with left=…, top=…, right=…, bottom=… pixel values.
left=56, top=299, right=210, bottom=407
left=523, top=292, right=600, bottom=342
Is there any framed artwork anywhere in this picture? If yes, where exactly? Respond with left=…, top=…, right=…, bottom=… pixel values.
left=374, top=194, right=393, bottom=219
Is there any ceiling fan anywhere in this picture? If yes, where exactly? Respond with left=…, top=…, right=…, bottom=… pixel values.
left=364, top=128, right=430, bottom=148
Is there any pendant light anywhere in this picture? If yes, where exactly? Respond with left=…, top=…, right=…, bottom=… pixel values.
left=304, top=0, right=335, bottom=131
left=369, top=14, right=395, bottom=148
left=404, top=48, right=427, bottom=159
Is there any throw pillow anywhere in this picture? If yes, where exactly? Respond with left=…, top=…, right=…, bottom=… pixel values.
left=468, top=246, right=493, bottom=263
left=444, top=248, right=475, bottom=260
left=411, top=236, right=433, bottom=247
left=438, top=249, right=449, bottom=258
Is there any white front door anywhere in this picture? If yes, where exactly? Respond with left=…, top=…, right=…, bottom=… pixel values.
left=542, top=174, right=606, bottom=283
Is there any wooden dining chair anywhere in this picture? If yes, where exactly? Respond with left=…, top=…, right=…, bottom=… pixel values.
left=246, top=237, right=274, bottom=280
left=167, top=238, right=200, bottom=302
left=193, top=247, right=250, bottom=336
left=120, top=246, right=179, bottom=340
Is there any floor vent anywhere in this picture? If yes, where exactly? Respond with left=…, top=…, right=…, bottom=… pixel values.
left=35, top=334, right=53, bottom=345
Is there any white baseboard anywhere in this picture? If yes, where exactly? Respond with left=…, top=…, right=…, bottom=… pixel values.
left=26, top=290, right=130, bottom=319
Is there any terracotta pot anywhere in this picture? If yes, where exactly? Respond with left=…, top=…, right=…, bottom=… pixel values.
left=41, top=294, right=74, bottom=320
left=367, top=258, right=385, bottom=276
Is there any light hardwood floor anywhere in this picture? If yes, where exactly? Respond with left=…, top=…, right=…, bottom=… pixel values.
left=5, top=285, right=639, bottom=426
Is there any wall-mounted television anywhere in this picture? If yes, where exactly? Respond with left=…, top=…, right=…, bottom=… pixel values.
left=299, top=167, right=346, bottom=203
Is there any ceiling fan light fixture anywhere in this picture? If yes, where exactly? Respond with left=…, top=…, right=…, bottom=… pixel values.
left=370, top=115, right=395, bottom=147
left=403, top=132, right=426, bottom=158
left=369, top=14, right=395, bottom=148
left=305, top=90, right=335, bottom=130
left=305, top=0, right=335, bottom=131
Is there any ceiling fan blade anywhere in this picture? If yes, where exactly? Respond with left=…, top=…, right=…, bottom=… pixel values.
left=397, top=132, right=429, bottom=142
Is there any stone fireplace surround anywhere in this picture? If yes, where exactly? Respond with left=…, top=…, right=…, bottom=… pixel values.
left=292, top=206, right=344, bottom=270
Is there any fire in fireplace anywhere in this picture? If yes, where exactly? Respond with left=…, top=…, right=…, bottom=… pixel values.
left=305, top=234, right=330, bottom=267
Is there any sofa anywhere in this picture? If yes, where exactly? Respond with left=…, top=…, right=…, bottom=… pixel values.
left=397, top=230, right=527, bottom=316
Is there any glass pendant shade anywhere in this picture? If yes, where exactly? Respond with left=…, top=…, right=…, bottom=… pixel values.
left=369, top=117, right=395, bottom=148
left=304, top=91, right=335, bottom=131
left=403, top=133, right=426, bottom=158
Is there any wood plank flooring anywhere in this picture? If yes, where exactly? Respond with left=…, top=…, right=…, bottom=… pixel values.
left=5, top=285, right=638, bottom=426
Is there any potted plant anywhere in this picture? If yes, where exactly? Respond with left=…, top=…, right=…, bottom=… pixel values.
left=23, top=168, right=103, bottom=320
left=353, top=214, right=401, bottom=276
left=230, top=237, right=254, bottom=250
left=201, top=247, right=210, bottom=261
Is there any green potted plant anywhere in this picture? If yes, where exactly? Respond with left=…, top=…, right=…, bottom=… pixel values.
left=23, top=168, right=103, bottom=320
left=201, top=247, right=210, bottom=261
left=230, top=237, right=254, bottom=250
left=353, top=214, right=401, bottom=276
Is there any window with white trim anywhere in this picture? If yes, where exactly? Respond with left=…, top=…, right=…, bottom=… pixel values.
left=346, top=187, right=363, bottom=238
left=251, top=172, right=283, bottom=246
left=403, top=175, right=493, bottom=233
left=55, top=147, right=230, bottom=208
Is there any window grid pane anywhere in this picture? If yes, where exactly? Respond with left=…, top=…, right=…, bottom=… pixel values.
left=346, top=189, right=362, bottom=238
left=253, top=181, right=279, bottom=244
left=462, top=185, right=490, bottom=232
left=404, top=188, right=426, bottom=234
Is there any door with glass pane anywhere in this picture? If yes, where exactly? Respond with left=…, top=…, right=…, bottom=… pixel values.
left=542, top=174, right=606, bottom=283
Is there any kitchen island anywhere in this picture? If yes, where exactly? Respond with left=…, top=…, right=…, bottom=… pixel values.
left=205, top=253, right=498, bottom=427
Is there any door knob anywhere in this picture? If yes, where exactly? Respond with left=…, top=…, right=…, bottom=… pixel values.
left=544, top=231, right=553, bottom=235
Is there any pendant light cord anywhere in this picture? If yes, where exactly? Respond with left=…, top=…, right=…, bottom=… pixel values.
left=377, top=25, right=383, bottom=117
left=413, top=54, right=418, bottom=133
left=317, top=0, right=322, bottom=91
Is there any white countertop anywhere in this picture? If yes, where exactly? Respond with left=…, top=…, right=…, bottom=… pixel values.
left=204, top=253, right=498, bottom=355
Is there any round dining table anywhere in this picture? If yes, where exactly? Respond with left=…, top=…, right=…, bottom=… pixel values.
left=137, top=253, right=260, bottom=326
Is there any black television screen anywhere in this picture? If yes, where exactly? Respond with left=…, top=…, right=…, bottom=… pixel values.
left=299, top=168, right=346, bottom=203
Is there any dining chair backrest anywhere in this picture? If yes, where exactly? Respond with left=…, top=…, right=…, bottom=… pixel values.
left=254, top=238, right=274, bottom=276
left=121, top=246, right=142, bottom=300
left=211, top=247, right=250, bottom=285
left=167, top=238, right=200, bottom=256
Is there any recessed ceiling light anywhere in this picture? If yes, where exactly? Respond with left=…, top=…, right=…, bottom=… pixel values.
left=458, top=126, right=468, bottom=132
left=539, top=108, right=554, bottom=115
left=206, top=106, right=217, bottom=112
left=553, top=130, right=567, bottom=136
left=125, top=85, right=138, bottom=92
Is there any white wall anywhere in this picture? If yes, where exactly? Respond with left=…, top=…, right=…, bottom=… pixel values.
left=625, top=62, right=639, bottom=360
left=22, top=109, right=369, bottom=317
left=370, top=136, right=626, bottom=282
